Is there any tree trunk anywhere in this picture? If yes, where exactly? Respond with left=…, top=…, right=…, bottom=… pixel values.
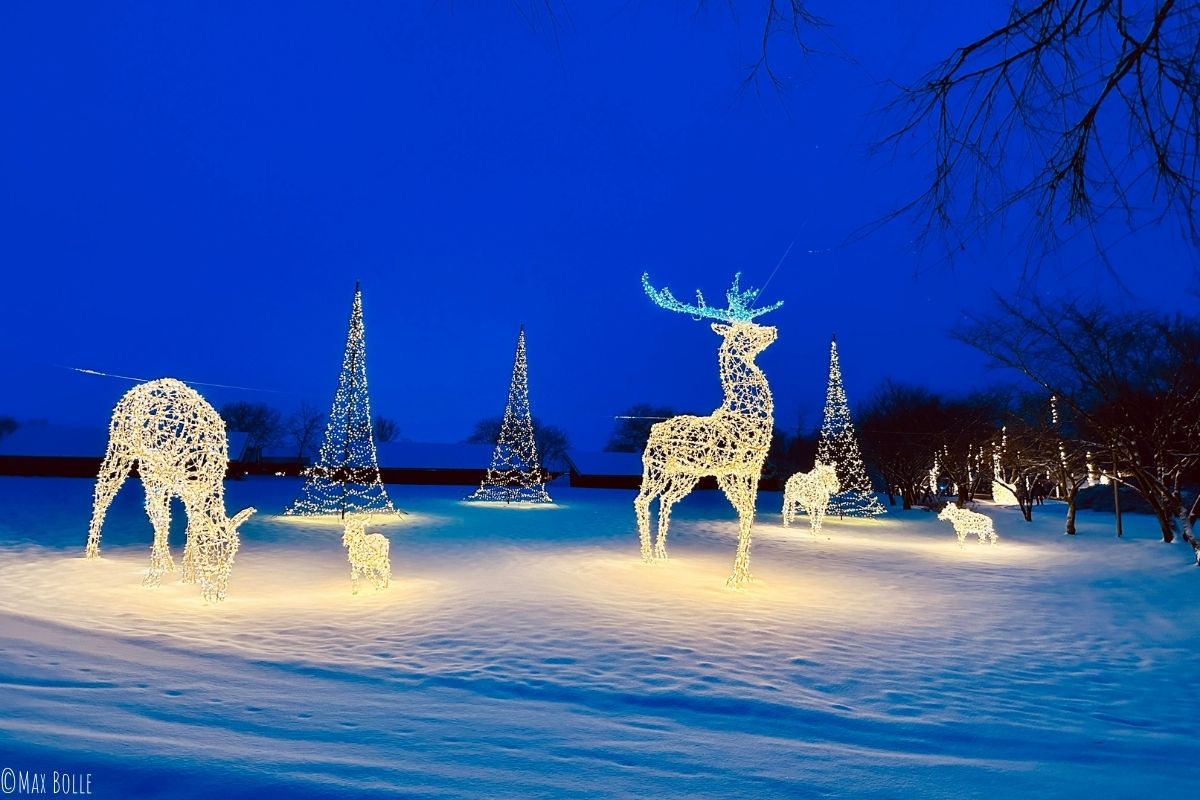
left=1064, top=486, right=1078, bottom=535
left=957, top=483, right=970, bottom=508
left=1177, top=510, right=1200, bottom=566
left=1130, top=470, right=1175, bottom=542
left=901, top=486, right=913, bottom=510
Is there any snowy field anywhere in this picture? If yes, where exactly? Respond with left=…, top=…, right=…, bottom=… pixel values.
left=0, top=476, right=1196, bottom=799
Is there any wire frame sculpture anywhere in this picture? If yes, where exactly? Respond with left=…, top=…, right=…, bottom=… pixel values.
left=285, top=282, right=399, bottom=518
left=342, top=514, right=391, bottom=594
left=85, top=378, right=256, bottom=602
left=466, top=326, right=552, bottom=503
left=782, top=461, right=841, bottom=534
left=937, top=505, right=999, bottom=548
left=635, top=273, right=781, bottom=588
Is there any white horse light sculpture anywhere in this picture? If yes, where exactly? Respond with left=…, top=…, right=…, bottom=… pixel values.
left=782, top=462, right=841, bottom=534
left=937, top=505, right=998, bottom=548
left=635, top=273, right=782, bottom=588
left=85, top=378, right=255, bottom=602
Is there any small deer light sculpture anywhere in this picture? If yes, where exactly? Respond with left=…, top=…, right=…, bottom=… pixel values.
left=85, top=378, right=256, bottom=602
left=937, top=504, right=998, bottom=548
left=783, top=462, right=841, bottom=534
left=635, top=273, right=783, bottom=588
left=342, top=514, right=391, bottom=594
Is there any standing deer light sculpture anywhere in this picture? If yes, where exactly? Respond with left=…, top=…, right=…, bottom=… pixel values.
left=635, top=273, right=782, bottom=588
left=342, top=514, right=391, bottom=594
left=937, top=504, right=998, bottom=548
left=85, top=378, right=255, bottom=602
left=783, top=461, right=841, bottom=534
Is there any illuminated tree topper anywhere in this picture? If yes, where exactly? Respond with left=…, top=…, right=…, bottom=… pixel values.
left=635, top=273, right=781, bottom=588
left=342, top=514, right=391, bottom=595
left=86, top=378, right=256, bottom=602
left=782, top=462, right=841, bottom=534
left=937, top=505, right=999, bottom=548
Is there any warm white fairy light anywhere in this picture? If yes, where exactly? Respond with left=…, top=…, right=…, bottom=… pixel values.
left=782, top=462, right=840, bottom=534
left=85, top=378, right=256, bottom=602
left=342, top=514, right=391, bottom=594
left=635, top=273, right=780, bottom=588
left=929, top=455, right=940, bottom=497
left=466, top=326, right=553, bottom=503
left=285, top=283, right=399, bottom=519
left=937, top=504, right=998, bottom=548
left=816, top=337, right=886, bottom=518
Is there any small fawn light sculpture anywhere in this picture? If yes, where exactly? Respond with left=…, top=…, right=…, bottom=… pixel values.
left=86, top=378, right=255, bottom=602
left=782, top=462, right=841, bottom=534
left=937, top=504, right=998, bottom=548
left=635, top=273, right=782, bottom=588
left=342, top=514, right=391, bottom=594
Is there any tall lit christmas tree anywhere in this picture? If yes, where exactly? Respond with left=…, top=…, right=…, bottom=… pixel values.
left=817, top=335, right=886, bottom=518
left=467, top=326, right=552, bottom=503
left=284, top=282, right=399, bottom=518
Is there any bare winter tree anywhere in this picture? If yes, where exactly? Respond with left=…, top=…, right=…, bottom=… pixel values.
left=285, top=401, right=324, bottom=463
left=957, top=296, right=1200, bottom=563
left=884, top=1, right=1200, bottom=266
left=373, top=416, right=400, bottom=444
left=933, top=392, right=1006, bottom=508
left=220, top=401, right=282, bottom=461
left=605, top=404, right=688, bottom=453
left=859, top=382, right=947, bottom=509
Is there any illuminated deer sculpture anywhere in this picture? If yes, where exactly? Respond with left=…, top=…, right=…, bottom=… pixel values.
left=85, top=378, right=255, bottom=602
left=635, top=273, right=782, bottom=587
left=783, top=461, right=841, bottom=534
left=342, top=514, right=391, bottom=594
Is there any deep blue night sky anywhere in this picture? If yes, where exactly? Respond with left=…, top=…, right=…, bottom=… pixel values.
left=2, top=2, right=1196, bottom=449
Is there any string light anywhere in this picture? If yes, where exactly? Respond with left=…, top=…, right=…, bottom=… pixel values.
left=634, top=273, right=780, bottom=589
left=782, top=462, right=840, bottom=534
left=466, top=326, right=553, bottom=503
left=342, top=514, right=391, bottom=594
left=929, top=453, right=940, bottom=497
left=284, top=283, right=399, bottom=519
left=937, top=505, right=999, bottom=548
left=816, top=337, right=886, bottom=517
left=85, top=378, right=256, bottom=602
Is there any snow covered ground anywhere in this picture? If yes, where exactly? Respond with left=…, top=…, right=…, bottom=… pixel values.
left=0, top=476, right=1195, bottom=798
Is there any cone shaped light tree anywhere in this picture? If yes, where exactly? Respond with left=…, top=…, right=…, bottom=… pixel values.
left=284, top=282, right=398, bottom=519
left=467, top=326, right=552, bottom=503
left=817, top=336, right=886, bottom=518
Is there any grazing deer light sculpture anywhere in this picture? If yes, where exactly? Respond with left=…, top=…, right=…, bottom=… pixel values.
left=85, top=378, right=256, bottom=602
left=783, top=462, right=841, bottom=534
left=635, top=273, right=783, bottom=588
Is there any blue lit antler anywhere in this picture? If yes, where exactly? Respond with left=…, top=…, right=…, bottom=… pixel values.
left=642, top=272, right=783, bottom=322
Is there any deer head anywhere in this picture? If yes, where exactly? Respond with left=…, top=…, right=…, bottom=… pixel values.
left=711, top=321, right=777, bottom=356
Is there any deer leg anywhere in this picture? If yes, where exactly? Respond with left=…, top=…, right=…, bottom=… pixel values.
left=180, top=502, right=199, bottom=585
left=634, top=465, right=663, bottom=562
left=655, top=477, right=698, bottom=560
left=143, top=484, right=174, bottom=587
left=723, top=475, right=757, bottom=589
left=86, top=453, right=131, bottom=559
